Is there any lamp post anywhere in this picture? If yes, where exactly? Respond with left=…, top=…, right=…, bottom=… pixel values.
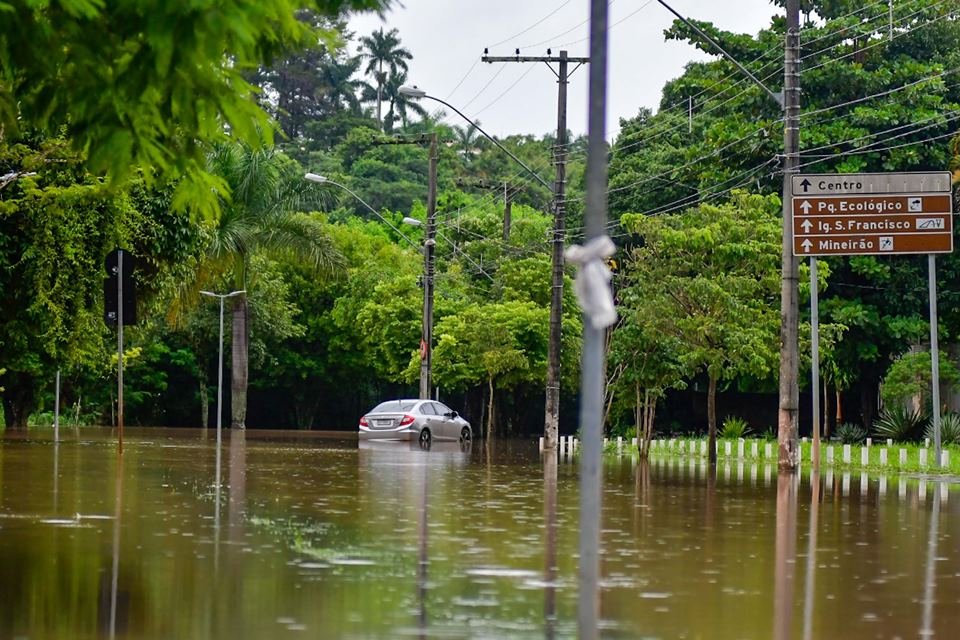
left=200, top=289, right=245, bottom=487
left=304, top=171, right=436, bottom=399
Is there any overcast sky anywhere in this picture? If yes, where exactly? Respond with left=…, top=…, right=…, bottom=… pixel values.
left=349, top=0, right=779, bottom=140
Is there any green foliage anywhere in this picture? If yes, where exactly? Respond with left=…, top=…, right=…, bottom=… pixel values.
left=431, top=301, right=551, bottom=391
left=619, top=192, right=782, bottom=438
left=873, top=406, right=927, bottom=443
left=0, top=0, right=390, bottom=214
left=880, top=350, right=960, bottom=408
left=927, top=413, right=960, bottom=446
left=720, top=416, right=751, bottom=439
left=836, top=422, right=868, bottom=444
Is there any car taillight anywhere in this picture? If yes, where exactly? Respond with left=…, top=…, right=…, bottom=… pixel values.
left=359, top=416, right=368, bottom=427
left=399, top=415, right=414, bottom=426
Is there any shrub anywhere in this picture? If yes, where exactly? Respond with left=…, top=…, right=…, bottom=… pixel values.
left=836, top=422, right=868, bottom=444
left=925, top=413, right=960, bottom=445
left=873, top=406, right=927, bottom=442
left=720, top=415, right=750, bottom=439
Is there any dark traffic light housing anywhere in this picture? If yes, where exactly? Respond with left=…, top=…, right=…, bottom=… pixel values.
left=104, top=248, right=136, bottom=326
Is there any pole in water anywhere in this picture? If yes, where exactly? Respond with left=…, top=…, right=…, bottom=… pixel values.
left=117, top=249, right=124, bottom=455
left=810, top=258, right=821, bottom=469
left=54, top=368, right=61, bottom=442
left=928, top=254, right=942, bottom=465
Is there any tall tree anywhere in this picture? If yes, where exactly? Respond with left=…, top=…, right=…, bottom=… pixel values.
left=621, top=192, right=782, bottom=462
left=193, top=141, right=344, bottom=428
left=358, top=27, right=413, bottom=130
left=380, top=71, right=428, bottom=133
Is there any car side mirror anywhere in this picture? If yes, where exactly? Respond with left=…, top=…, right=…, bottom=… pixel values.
left=447, top=411, right=458, bottom=419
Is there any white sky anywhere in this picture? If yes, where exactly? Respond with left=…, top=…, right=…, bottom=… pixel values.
left=349, top=0, right=778, bottom=140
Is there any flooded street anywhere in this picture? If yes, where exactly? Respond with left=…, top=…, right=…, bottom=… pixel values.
left=1, top=430, right=958, bottom=639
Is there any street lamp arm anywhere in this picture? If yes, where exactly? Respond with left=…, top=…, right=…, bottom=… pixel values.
left=416, top=93, right=552, bottom=190
left=656, top=0, right=783, bottom=108
left=305, top=174, right=421, bottom=250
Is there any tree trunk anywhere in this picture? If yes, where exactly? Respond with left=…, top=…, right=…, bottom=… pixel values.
left=231, top=295, right=248, bottom=429
left=707, top=373, right=718, bottom=464
left=643, top=389, right=656, bottom=459
left=486, top=377, right=495, bottom=440
left=1, top=371, right=36, bottom=430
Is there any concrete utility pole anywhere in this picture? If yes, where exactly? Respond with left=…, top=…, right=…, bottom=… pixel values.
left=358, top=132, right=439, bottom=399
left=420, top=133, right=438, bottom=400
left=778, top=0, right=801, bottom=469
left=578, top=2, right=609, bottom=634
left=482, top=50, right=589, bottom=451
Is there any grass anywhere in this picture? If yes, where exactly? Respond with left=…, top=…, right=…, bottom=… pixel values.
left=603, top=436, right=960, bottom=477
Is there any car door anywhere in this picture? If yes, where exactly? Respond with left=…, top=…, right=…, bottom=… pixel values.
left=418, top=401, right=439, bottom=438
left=432, top=402, right=455, bottom=439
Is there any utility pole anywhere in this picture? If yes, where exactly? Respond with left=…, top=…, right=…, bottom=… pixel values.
left=420, top=133, right=438, bottom=400
left=482, top=49, right=588, bottom=451
left=366, top=132, right=438, bottom=399
left=778, top=0, right=801, bottom=469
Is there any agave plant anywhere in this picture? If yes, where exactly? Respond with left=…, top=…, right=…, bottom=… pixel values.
left=873, top=406, right=927, bottom=443
left=836, top=422, right=868, bottom=444
left=925, top=412, right=960, bottom=445
left=720, top=416, right=750, bottom=439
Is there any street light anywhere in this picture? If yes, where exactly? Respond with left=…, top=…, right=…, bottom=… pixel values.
left=398, top=86, right=551, bottom=190
left=200, top=289, right=245, bottom=488
left=305, top=169, right=437, bottom=400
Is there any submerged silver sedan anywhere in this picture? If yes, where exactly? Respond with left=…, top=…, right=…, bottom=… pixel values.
left=358, top=399, right=472, bottom=445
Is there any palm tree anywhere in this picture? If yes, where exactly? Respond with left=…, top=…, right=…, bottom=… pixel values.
left=452, top=122, right=483, bottom=156
left=358, top=28, right=413, bottom=130
left=381, top=71, right=427, bottom=133
left=316, top=53, right=365, bottom=115
left=197, top=141, right=343, bottom=428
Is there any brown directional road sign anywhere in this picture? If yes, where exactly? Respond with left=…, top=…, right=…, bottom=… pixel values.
left=791, top=172, right=954, bottom=256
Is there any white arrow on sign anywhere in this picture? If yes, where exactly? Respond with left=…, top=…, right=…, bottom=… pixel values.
left=800, top=201, right=812, bottom=214
left=800, top=219, right=813, bottom=233
left=801, top=239, right=813, bottom=253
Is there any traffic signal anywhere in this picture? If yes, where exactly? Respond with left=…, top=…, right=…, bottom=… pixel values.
left=103, top=248, right=136, bottom=326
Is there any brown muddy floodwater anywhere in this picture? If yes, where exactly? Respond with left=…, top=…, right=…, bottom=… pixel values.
left=0, top=429, right=958, bottom=639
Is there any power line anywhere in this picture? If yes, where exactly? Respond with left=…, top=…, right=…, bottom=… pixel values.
left=486, top=0, right=574, bottom=49
left=553, top=0, right=656, bottom=48
left=459, top=64, right=508, bottom=111
left=804, top=6, right=960, bottom=73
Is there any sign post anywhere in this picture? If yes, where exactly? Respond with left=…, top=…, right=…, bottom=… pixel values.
left=104, top=249, right=136, bottom=455
left=792, top=172, right=953, bottom=467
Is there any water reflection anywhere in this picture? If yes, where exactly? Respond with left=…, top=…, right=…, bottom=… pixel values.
left=802, top=471, right=820, bottom=640
left=543, top=449, right=558, bottom=639
left=107, top=459, right=123, bottom=639
left=773, top=471, right=797, bottom=640
left=920, top=488, right=941, bottom=637
left=1, top=431, right=958, bottom=638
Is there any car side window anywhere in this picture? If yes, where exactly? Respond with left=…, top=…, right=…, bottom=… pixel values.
left=419, top=402, right=436, bottom=415
left=434, top=403, right=452, bottom=416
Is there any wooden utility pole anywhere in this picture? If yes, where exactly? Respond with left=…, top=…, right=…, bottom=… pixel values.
left=482, top=50, right=588, bottom=451
left=421, top=134, right=438, bottom=400
left=778, top=0, right=801, bottom=469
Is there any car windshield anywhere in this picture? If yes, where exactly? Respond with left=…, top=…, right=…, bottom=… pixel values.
left=370, top=401, right=417, bottom=413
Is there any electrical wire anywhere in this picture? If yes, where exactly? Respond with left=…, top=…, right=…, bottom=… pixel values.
left=486, top=0, right=574, bottom=49
left=804, top=6, right=960, bottom=74
left=552, top=0, right=656, bottom=49
left=472, top=63, right=539, bottom=117
left=459, top=64, right=508, bottom=111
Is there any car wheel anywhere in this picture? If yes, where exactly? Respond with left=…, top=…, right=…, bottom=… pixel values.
left=419, top=428, right=432, bottom=448
left=459, top=426, right=471, bottom=444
